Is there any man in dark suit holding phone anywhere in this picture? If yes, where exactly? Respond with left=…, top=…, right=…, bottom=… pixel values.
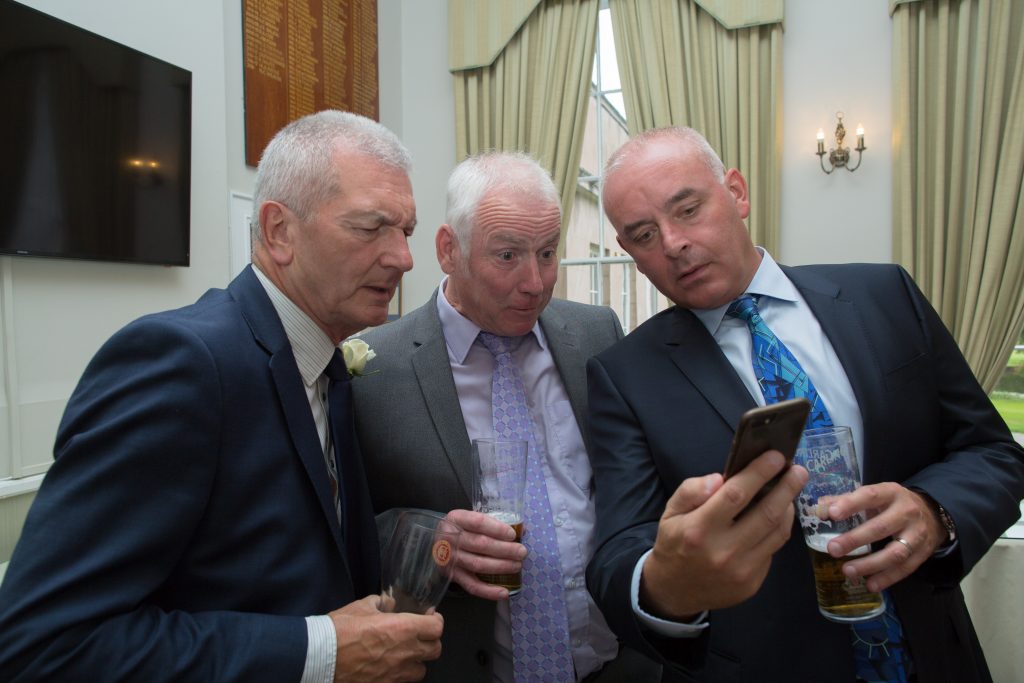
left=585, top=126, right=1024, bottom=682
left=0, top=111, right=442, bottom=682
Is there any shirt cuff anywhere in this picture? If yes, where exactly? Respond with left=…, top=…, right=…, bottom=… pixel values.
left=301, top=615, right=337, bottom=683
left=631, top=549, right=709, bottom=637
left=932, top=538, right=958, bottom=558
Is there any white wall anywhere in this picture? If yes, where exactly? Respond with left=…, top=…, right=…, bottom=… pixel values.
left=377, top=0, right=455, bottom=312
left=0, top=0, right=231, bottom=482
left=779, top=0, right=893, bottom=265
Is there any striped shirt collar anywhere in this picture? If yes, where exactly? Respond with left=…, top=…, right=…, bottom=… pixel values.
left=252, top=266, right=338, bottom=387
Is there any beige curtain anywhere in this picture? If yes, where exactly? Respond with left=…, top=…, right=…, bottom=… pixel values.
left=892, top=0, right=1024, bottom=391
left=450, top=0, right=599, bottom=251
left=608, top=0, right=783, bottom=253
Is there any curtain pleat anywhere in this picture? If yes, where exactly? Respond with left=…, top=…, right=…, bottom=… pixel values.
left=892, top=0, right=1024, bottom=391
left=452, top=0, right=599, bottom=252
left=609, top=0, right=782, bottom=253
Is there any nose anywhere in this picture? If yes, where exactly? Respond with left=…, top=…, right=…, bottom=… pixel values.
left=382, top=228, right=414, bottom=273
left=517, top=256, right=544, bottom=295
left=660, top=222, right=690, bottom=258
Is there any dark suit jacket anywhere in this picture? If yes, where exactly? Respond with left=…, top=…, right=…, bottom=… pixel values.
left=352, top=292, right=649, bottom=681
left=0, top=266, right=379, bottom=682
left=585, top=263, right=1024, bottom=683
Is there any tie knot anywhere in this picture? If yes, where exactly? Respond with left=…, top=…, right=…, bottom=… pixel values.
left=324, top=348, right=350, bottom=383
left=726, top=295, right=761, bottom=324
left=478, top=331, right=514, bottom=357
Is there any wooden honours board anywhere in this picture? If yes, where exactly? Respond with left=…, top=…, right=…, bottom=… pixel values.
left=242, top=0, right=379, bottom=167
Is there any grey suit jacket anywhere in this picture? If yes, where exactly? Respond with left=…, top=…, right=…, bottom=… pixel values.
left=352, top=291, right=627, bottom=681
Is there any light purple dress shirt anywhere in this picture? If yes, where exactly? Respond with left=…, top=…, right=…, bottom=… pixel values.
left=436, top=280, right=618, bottom=682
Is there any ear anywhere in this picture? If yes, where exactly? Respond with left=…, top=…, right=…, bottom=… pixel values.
left=436, top=224, right=460, bottom=275
left=724, top=168, right=751, bottom=220
left=258, top=201, right=295, bottom=266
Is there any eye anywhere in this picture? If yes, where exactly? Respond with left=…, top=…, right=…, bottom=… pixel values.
left=677, top=204, right=698, bottom=219
left=498, top=250, right=515, bottom=261
left=539, top=248, right=556, bottom=261
left=632, top=228, right=656, bottom=244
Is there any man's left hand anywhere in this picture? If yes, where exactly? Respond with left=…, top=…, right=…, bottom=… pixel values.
left=817, top=483, right=947, bottom=592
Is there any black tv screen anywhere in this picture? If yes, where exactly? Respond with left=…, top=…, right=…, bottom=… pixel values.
left=0, top=0, right=191, bottom=266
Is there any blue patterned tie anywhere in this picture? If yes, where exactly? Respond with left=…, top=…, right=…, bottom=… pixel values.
left=478, top=332, right=574, bottom=683
left=727, top=295, right=912, bottom=683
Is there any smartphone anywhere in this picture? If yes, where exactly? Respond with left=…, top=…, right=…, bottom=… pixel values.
left=723, top=398, right=811, bottom=509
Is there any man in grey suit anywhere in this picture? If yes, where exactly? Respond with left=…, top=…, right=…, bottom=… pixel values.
left=352, top=152, right=659, bottom=682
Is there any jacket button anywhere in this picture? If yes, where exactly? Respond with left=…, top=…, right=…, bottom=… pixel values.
left=476, top=650, right=489, bottom=666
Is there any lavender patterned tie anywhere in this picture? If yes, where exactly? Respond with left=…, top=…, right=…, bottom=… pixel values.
left=478, top=332, right=575, bottom=683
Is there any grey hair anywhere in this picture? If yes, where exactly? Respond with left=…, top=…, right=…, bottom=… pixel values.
left=445, top=151, right=561, bottom=253
left=602, top=126, right=725, bottom=195
left=251, top=110, right=411, bottom=241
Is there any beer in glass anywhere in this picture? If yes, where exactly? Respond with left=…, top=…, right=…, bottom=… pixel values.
left=796, top=426, right=885, bottom=622
left=471, top=438, right=527, bottom=594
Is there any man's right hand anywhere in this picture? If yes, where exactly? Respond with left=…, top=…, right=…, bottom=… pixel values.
left=330, top=595, right=443, bottom=683
left=640, top=450, right=808, bottom=620
left=444, top=508, right=527, bottom=601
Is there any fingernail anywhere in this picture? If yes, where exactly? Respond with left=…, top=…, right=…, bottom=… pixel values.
left=827, top=540, right=842, bottom=556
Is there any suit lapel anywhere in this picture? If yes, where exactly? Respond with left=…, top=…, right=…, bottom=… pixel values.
left=229, top=267, right=349, bottom=562
left=539, top=307, right=588, bottom=440
left=784, top=266, right=887, bottom=484
left=665, top=308, right=755, bottom=433
left=410, top=295, right=475, bottom=500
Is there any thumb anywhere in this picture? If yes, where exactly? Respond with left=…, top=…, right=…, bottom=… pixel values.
left=663, top=472, right=724, bottom=519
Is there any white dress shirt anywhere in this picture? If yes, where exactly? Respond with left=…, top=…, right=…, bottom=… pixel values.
left=436, top=280, right=619, bottom=682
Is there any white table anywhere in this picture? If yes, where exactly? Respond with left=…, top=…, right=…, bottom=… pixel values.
left=962, top=509, right=1024, bottom=683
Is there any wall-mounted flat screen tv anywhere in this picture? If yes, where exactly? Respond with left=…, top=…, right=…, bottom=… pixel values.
left=0, top=0, right=192, bottom=266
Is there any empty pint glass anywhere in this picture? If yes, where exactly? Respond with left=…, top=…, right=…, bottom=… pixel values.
left=471, top=438, right=527, bottom=594
left=796, top=426, right=885, bottom=622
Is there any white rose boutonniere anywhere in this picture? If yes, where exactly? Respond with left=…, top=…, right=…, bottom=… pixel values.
left=342, top=338, right=377, bottom=377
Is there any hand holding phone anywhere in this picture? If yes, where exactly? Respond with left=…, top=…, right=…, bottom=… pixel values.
left=723, top=398, right=811, bottom=511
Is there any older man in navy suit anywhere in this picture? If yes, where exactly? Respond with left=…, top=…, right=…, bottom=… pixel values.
left=0, top=111, right=442, bottom=682
left=585, top=126, right=1024, bottom=682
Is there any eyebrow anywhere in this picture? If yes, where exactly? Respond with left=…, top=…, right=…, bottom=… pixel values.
left=345, top=209, right=417, bottom=229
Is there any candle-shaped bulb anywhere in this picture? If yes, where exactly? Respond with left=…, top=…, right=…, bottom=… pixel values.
left=816, top=129, right=825, bottom=154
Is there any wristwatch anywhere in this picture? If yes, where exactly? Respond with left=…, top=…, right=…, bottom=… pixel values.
left=918, top=491, right=957, bottom=546
left=933, top=501, right=957, bottom=545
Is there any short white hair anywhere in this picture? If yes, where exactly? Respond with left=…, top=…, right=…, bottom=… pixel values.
left=445, top=151, right=560, bottom=253
left=251, top=110, right=411, bottom=240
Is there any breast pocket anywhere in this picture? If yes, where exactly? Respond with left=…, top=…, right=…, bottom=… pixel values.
left=546, top=399, right=592, bottom=493
left=882, top=352, right=929, bottom=392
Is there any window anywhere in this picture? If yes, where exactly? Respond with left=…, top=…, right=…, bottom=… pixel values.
left=557, top=7, right=669, bottom=332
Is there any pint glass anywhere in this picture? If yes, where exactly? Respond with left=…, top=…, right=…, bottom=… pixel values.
left=471, top=438, right=527, bottom=594
left=796, top=426, right=885, bottom=622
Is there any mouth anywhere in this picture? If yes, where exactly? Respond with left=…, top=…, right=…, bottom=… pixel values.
left=364, top=284, right=396, bottom=300
left=677, top=263, right=707, bottom=283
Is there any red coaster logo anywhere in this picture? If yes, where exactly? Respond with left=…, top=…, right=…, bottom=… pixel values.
left=432, top=539, right=452, bottom=566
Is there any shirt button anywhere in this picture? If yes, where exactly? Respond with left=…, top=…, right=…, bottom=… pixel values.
left=573, top=639, right=582, bottom=647
left=566, top=578, right=576, bottom=589
left=554, top=517, right=563, bottom=527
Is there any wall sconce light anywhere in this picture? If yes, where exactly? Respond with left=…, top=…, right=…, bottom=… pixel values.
left=816, top=111, right=865, bottom=174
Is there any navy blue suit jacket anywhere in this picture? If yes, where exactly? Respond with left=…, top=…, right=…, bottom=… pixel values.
left=0, top=266, right=379, bottom=681
left=585, top=263, right=1024, bottom=682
